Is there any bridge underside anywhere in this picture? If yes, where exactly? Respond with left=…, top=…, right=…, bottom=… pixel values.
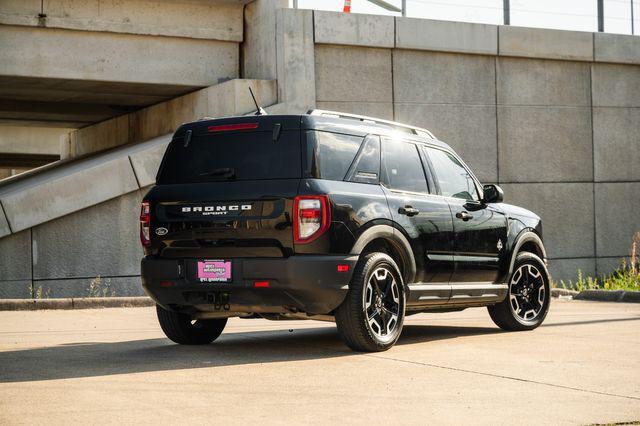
left=0, top=5, right=243, bottom=169
left=0, top=76, right=202, bottom=128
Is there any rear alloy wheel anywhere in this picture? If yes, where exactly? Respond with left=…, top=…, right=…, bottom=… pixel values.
left=156, top=304, right=227, bottom=345
left=488, top=252, right=550, bottom=331
left=364, top=267, right=401, bottom=340
left=335, top=252, right=405, bottom=352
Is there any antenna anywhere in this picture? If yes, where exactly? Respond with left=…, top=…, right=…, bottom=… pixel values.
left=248, top=86, right=267, bottom=116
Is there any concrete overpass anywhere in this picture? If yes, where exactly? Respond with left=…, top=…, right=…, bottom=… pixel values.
left=0, top=0, right=639, bottom=298
left=0, top=0, right=244, bottom=124
left=0, top=0, right=247, bottom=175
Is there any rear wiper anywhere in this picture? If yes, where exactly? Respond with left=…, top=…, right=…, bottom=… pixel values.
left=194, top=167, right=236, bottom=180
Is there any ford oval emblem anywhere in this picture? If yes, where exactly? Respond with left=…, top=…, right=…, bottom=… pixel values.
left=155, top=227, right=168, bottom=236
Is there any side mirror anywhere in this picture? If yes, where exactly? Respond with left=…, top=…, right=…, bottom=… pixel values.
left=483, top=184, right=503, bottom=203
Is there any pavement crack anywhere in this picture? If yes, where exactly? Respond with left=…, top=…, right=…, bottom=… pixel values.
left=364, top=354, right=640, bottom=402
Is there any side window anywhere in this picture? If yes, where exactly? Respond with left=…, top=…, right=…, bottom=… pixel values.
left=425, top=147, right=479, bottom=201
left=381, top=138, right=428, bottom=193
left=348, top=135, right=380, bottom=184
left=306, top=131, right=363, bottom=181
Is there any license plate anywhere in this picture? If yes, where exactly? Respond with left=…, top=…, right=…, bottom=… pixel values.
left=197, top=260, right=232, bottom=283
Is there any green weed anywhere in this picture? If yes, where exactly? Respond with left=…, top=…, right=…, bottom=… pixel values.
left=31, top=285, right=51, bottom=299
left=87, top=276, right=116, bottom=298
left=557, top=232, right=640, bottom=292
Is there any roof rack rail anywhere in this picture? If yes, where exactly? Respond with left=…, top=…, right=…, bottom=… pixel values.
left=307, top=109, right=436, bottom=139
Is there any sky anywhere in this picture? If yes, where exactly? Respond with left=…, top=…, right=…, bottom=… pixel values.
left=291, top=0, right=639, bottom=35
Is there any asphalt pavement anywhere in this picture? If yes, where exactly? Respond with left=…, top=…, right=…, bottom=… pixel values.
left=0, top=300, right=638, bottom=425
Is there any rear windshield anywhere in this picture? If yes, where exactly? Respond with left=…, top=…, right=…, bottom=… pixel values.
left=157, top=130, right=302, bottom=184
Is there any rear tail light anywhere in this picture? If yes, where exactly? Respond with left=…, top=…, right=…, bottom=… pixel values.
left=293, top=195, right=330, bottom=244
left=140, top=201, right=151, bottom=247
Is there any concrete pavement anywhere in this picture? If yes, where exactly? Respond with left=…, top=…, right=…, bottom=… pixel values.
left=0, top=300, right=638, bottom=425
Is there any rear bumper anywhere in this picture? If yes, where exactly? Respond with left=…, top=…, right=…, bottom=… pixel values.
left=141, top=255, right=358, bottom=315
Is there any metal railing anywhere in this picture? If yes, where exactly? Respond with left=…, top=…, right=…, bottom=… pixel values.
left=292, top=0, right=638, bottom=35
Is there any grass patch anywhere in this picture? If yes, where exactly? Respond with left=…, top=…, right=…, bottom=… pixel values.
left=556, top=232, right=640, bottom=292
left=87, top=276, right=116, bottom=298
left=558, top=267, right=640, bottom=292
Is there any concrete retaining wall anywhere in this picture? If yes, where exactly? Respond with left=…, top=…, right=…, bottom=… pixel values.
left=311, top=12, right=640, bottom=282
left=0, top=189, right=147, bottom=299
left=1, top=6, right=639, bottom=299
left=0, top=136, right=166, bottom=297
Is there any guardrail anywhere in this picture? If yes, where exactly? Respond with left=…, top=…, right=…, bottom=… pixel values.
left=292, top=0, right=639, bottom=36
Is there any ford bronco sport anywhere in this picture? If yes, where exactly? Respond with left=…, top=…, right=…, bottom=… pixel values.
left=141, top=110, right=550, bottom=352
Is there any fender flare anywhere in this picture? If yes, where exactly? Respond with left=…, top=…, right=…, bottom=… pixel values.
left=508, top=231, right=547, bottom=275
left=350, top=224, right=417, bottom=284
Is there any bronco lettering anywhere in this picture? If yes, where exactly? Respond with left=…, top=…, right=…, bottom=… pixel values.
left=181, top=204, right=252, bottom=213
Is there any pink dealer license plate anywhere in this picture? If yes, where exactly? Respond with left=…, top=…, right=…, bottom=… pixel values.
left=197, top=260, right=232, bottom=283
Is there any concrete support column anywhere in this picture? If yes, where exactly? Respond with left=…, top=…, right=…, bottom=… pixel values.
left=274, top=8, right=316, bottom=112
left=243, top=0, right=289, bottom=80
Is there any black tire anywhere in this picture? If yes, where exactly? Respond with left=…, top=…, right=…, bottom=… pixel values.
left=335, top=252, right=406, bottom=352
left=488, top=252, right=551, bottom=331
left=156, top=304, right=227, bottom=345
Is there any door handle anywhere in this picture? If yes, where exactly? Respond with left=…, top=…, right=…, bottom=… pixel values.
left=398, top=205, right=420, bottom=217
left=456, top=211, right=473, bottom=221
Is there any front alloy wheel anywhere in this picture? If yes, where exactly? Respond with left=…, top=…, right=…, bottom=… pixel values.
left=509, top=264, right=546, bottom=322
left=488, top=252, right=550, bottom=331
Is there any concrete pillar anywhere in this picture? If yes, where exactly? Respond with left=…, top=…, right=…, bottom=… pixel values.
left=243, top=0, right=289, bottom=80
left=275, top=8, right=316, bottom=112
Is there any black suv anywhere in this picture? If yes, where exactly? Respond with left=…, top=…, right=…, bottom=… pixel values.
left=141, top=110, right=550, bottom=352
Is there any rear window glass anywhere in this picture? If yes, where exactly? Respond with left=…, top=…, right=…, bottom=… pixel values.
left=348, top=135, right=380, bottom=184
left=157, top=130, right=301, bottom=184
left=305, top=131, right=364, bottom=180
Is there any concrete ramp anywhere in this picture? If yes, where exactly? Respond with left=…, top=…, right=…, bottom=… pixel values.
left=0, top=79, right=277, bottom=299
left=0, top=135, right=169, bottom=298
left=0, top=78, right=277, bottom=236
left=0, top=133, right=170, bottom=238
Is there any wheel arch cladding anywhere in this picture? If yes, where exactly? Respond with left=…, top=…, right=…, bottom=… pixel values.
left=509, top=231, right=547, bottom=276
left=350, top=224, right=417, bottom=284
